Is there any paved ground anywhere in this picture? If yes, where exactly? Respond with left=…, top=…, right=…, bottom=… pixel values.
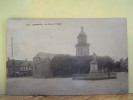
left=6, top=72, right=128, bottom=95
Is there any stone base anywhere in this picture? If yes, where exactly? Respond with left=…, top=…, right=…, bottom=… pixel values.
left=88, top=72, right=117, bottom=80
left=73, top=74, right=89, bottom=80
left=72, top=72, right=117, bottom=80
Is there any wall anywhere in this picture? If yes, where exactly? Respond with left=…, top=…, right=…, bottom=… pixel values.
left=33, top=58, right=52, bottom=78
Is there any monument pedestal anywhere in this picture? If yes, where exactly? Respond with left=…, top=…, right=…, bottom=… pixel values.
left=72, top=72, right=117, bottom=80
left=88, top=72, right=117, bottom=80
left=88, top=59, right=117, bottom=80
left=90, top=61, right=98, bottom=73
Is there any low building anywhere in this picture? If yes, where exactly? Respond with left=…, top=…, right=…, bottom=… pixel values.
left=7, top=58, right=33, bottom=77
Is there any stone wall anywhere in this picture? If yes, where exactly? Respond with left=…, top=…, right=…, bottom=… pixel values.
left=33, top=57, right=53, bottom=78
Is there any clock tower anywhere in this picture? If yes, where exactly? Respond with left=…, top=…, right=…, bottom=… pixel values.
left=75, top=26, right=90, bottom=56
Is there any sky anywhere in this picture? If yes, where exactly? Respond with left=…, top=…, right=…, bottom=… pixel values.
left=6, top=18, right=128, bottom=61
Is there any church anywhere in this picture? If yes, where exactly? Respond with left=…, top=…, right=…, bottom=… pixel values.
left=33, top=26, right=95, bottom=78
left=32, top=26, right=119, bottom=79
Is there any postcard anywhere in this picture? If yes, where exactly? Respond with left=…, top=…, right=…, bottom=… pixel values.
left=6, top=18, right=128, bottom=95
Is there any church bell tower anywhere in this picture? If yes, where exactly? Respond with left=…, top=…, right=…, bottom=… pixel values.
left=75, top=26, right=90, bottom=56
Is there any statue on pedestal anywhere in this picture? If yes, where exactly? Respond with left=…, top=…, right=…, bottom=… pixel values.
left=90, top=53, right=98, bottom=73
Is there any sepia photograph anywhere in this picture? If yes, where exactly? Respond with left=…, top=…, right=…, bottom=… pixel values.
left=6, top=18, right=128, bottom=95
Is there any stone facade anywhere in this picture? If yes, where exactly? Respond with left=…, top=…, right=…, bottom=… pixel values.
left=32, top=52, right=58, bottom=78
left=33, top=56, right=53, bottom=78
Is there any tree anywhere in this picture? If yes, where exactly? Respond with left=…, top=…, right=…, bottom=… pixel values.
left=50, top=55, right=91, bottom=77
left=96, top=56, right=114, bottom=73
left=71, top=56, right=91, bottom=74
left=114, top=61, right=121, bottom=72
left=50, top=54, right=72, bottom=77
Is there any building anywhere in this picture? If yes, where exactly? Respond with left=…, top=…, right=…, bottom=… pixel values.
left=75, top=26, right=90, bottom=56
left=7, top=58, right=33, bottom=77
left=32, top=52, right=57, bottom=78
left=33, top=57, right=52, bottom=78
left=32, top=27, right=92, bottom=78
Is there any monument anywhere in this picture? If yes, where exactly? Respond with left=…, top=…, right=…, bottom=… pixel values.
left=90, top=53, right=98, bottom=73
left=74, top=27, right=117, bottom=80
left=88, top=53, right=117, bottom=80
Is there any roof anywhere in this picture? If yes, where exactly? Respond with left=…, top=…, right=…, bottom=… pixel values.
left=7, top=59, right=33, bottom=67
left=78, top=26, right=87, bottom=37
left=34, top=52, right=58, bottom=59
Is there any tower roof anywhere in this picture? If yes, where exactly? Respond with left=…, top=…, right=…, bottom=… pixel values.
left=78, top=26, right=87, bottom=37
